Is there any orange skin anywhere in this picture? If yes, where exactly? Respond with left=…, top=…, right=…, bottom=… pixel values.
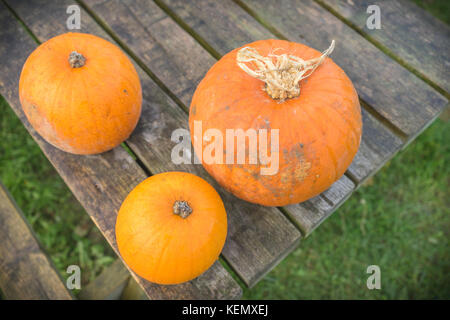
left=19, top=32, right=142, bottom=154
left=116, top=172, right=227, bottom=285
left=189, top=39, right=362, bottom=206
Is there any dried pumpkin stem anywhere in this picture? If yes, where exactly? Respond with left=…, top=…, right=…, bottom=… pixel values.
left=173, top=200, right=193, bottom=219
left=236, top=40, right=335, bottom=100
left=68, top=51, right=86, bottom=68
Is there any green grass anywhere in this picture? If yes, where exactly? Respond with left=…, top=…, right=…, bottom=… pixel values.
left=243, top=119, right=450, bottom=299
left=0, top=0, right=449, bottom=300
left=412, top=0, right=450, bottom=24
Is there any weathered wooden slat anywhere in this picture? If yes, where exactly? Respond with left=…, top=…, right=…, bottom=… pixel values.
left=84, top=0, right=214, bottom=107
left=236, top=0, right=447, bottom=137
left=348, top=108, right=403, bottom=182
left=0, top=182, right=73, bottom=300
left=157, top=0, right=275, bottom=56
left=286, top=175, right=354, bottom=236
left=78, top=259, right=131, bottom=300
left=78, top=0, right=302, bottom=287
left=1, top=1, right=241, bottom=299
left=320, top=0, right=450, bottom=94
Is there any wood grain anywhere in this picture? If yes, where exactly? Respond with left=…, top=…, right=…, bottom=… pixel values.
left=157, top=0, right=274, bottom=56
left=236, top=0, right=447, bottom=136
left=320, top=0, right=450, bottom=94
left=0, top=1, right=241, bottom=299
left=348, top=108, right=403, bottom=183
left=286, top=175, right=354, bottom=236
left=84, top=0, right=214, bottom=107
left=0, top=182, right=73, bottom=300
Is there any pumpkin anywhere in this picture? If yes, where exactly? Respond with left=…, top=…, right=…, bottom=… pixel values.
left=19, top=32, right=142, bottom=155
left=189, top=39, right=362, bottom=206
left=115, top=172, right=227, bottom=285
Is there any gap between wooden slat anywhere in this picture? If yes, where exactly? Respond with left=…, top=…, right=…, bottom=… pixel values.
left=217, top=257, right=248, bottom=290
left=359, top=100, right=408, bottom=142
left=1, top=0, right=39, bottom=44
left=153, top=0, right=222, bottom=60
left=348, top=106, right=443, bottom=191
left=314, top=0, right=449, bottom=100
left=277, top=206, right=308, bottom=238
left=0, top=0, right=40, bottom=44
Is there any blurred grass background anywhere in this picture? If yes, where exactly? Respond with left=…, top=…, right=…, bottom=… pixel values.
left=412, top=0, right=450, bottom=23
left=0, top=0, right=448, bottom=299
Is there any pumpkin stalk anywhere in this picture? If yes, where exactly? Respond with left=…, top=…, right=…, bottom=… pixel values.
left=173, top=200, right=193, bottom=219
left=68, top=51, right=86, bottom=68
left=236, top=40, right=335, bottom=100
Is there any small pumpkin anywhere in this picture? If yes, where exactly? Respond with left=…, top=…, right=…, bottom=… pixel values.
left=19, top=32, right=142, bottom=155
left=189, top=39, right=362, bottom=206
left=116, top=172, right=227, bottom=285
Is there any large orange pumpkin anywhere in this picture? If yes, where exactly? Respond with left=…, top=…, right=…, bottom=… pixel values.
left=189, top=39, right=362, bottom=206
left=19, top=32, right=142, bottom=154
left=116, top=172, right=227, bottom=285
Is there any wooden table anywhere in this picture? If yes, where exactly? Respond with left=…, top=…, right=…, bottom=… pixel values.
left=0, top=0, right=448, bottom=299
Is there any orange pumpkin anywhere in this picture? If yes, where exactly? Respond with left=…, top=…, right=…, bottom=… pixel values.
left=189, top=39, right=362, bottom=206
left=116, top=172, right=227, bottom=285
left=19, top=32, right=142, bottom=155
